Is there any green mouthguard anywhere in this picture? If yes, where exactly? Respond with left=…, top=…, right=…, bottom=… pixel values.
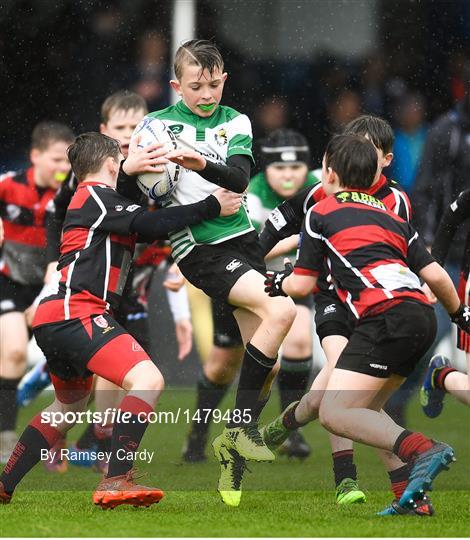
left=282, top=180, right=295, bottom=190
left=198, top=103, right=216, bottom=112
left=54, top=172, right=68, bottom=182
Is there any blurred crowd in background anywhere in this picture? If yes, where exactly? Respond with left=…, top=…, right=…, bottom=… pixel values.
left=2, top=0, right=470, bottom=197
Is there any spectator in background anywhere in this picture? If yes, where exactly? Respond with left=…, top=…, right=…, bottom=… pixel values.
left=361, top=51, right=387, bottom=116
left=252, top=96, right=291, bottom=172
left=253, top=95, right=290, bottom=140
left=326, top=89, right=362, bottom=133
left=413, top=60, right=470, bottom=258
left=391, top=93, right=427, bottom=194
left=130, top=30, right=170, bottom=111
left=413, top=59, right=470, bottom=350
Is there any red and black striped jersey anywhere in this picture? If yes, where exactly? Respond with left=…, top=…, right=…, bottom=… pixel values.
left=260, top=175, right=412, bottom=258
left=302, top=175, right=411, bottom=221
left=295, top=190, right=433, bottom=319
left=0, top=167, right=56, bottom=285
left=33, top=181, right=145, bottom=326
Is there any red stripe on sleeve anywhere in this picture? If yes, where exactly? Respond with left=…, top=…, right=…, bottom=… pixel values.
left=294, top=267, right=319, bottom=277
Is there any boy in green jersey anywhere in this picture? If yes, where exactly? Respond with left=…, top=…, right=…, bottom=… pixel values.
left=183, top=130, right=318, bottom=466
left=147, top=40, right=297, bottom=506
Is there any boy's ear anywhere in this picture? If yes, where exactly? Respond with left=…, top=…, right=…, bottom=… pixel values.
left=326, top=166, right=336, bottom=184
left=107, top=156, right=120, bottom=175
left=99, top=123, right=107, bottom=135
left=170, top=79, right=182, bottom=96
left=222, top=72, right=228, bottom=82
left=30, top=148, right=40, bottom=165
left=383, top=152, right=393, bottom=167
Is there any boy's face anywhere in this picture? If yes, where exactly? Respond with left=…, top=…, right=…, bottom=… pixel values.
left=170, top=65, right=227, bottom=118
left=30, top=141, right=71, bottom=189
left=265, top=163, right=308, bottom=198
left=100, top=107, right=146, bottom=158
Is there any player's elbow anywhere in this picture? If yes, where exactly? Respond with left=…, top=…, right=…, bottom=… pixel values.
left=233, top=178, right=248, bottom=193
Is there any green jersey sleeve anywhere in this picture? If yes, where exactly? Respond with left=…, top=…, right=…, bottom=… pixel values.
left=227, top=114, right=254, bottom=161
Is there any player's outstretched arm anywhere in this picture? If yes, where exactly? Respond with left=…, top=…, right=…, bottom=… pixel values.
left=420, top=262, right=460, bottom=314
left=129, top=189, right=241, bottom=240
left=258, top=186, right=314, bottom=256
left=264, top=235, right=299, bottom=260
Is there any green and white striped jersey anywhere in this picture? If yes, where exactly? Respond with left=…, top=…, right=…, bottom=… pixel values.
left=147, top=101, right=254, bottom=263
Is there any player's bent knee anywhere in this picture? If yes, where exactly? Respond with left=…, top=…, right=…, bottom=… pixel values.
left=146, top=370, right=165, bottom=392
left=124, top=361, right=165, bottom=392
left=266, top=298, right=297, bottom=330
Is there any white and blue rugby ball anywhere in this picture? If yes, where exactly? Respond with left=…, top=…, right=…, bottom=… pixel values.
left=131, top=117, right=180, bottom=203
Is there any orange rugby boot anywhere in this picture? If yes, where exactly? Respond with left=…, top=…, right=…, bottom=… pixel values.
left=92, top=468, right=164, bottom=510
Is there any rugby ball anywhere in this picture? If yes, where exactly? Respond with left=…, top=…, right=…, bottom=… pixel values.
left=131, top=117, right=180, bottom=203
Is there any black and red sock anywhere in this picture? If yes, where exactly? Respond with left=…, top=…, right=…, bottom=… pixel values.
left=94, top=423, right=113, bottom=454
left=106, top=395, right=153, bottom=478
left=0, top=414, right=62, bottom=494
left=332, top=449, right=357, bottom=486
left=393, top=430, right=434, bottom=462
left=434, top=367, right=457, bottom=391
left=388, top=464, right=409, bottom=500
left=282, top=401, right=306, bottom=430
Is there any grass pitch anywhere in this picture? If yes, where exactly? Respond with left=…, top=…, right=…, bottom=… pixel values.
left=1, top=388, right=469, bottom=537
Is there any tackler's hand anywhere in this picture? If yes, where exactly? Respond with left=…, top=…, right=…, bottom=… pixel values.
left=264, top=259, right=294, bottom=297
left=450, top=303, right=470, bottom=334
left=122, top=136, right=169, bottom=176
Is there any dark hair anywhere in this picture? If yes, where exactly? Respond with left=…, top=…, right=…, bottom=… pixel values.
left=67, top=132, right=121, bottom=181
left=31, top=121, right=75, bottom=151
left=343, top=114, right=394, bottom=154
left=260, top=129, right=310, bottom=167
left=324, top=134, right=377, bottom=189
left=101, top=90, right=148, bottom=124
left=174, top=39, right=224, bottom=80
